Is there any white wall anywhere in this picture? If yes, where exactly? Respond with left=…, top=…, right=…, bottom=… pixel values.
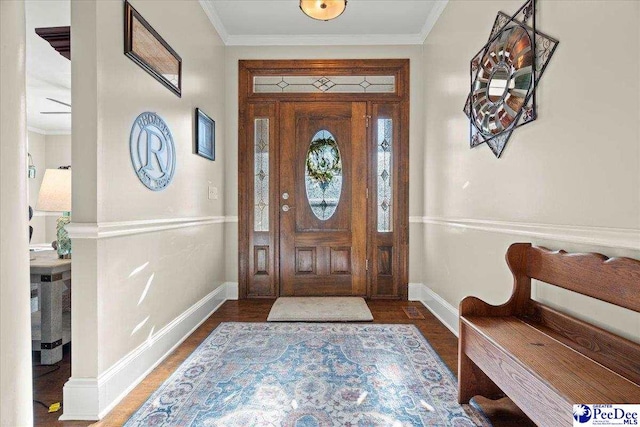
left=45, top=134, right=72, bottom=169
left=0, top=1, right=34, bottom=425
left=223, top=45, right=425, bottom=284
left=63, top=0, right=228, bottom=419
left=28, top=130, right=47, bottom=243
left=421, top=0, right=640, bottom=341
left=27, top=131, right=72, bottom=244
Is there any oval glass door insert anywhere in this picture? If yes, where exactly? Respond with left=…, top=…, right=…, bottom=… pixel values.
left=305, top=130, right=342, bottom=220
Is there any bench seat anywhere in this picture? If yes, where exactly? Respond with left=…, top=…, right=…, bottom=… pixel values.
left=461, top=315, right=640, bottom=405
left=458, top=243, right=640, bottom=426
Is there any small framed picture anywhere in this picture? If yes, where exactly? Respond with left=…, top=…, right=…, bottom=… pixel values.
left=196, top=108, right=215, bottom=161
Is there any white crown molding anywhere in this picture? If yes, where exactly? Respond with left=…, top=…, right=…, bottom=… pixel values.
left=66, top=216, right=236, bottom=239
left=225, top=33, right=425, bottom=46
left=419, top=0, right=449, bottom=43
left=420, top=216, right=640, bottom=251
left=27, top=126, right=48, bottom=135
left=60, top=282, right=238, bottom=421
left=198, top=0, right=448, bottom=46
left=33, top=210, right=63, bottom=217
left=27, top=126, right=71, bottom=136
left=199, top=0, right=230, bottom=44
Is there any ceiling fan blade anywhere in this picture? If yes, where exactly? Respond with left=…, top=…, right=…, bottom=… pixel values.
left=40, top=111, right=72, bottom=114
left=46, top=97, right=71, bottom=108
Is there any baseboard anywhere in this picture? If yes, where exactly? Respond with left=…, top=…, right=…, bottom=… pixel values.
left=60, top=282, right=238, bottom=421
left=224, top=281, right=239, bottom=300
left=408, top=283, right=459, bottom=337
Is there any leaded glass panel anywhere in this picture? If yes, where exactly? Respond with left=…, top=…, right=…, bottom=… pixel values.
left=254, top=75, right=395, bottom=94
left=305, top=130, right=342, bottom=221
left=254, top=118, right=269, bottom=232
left=377, top=118, right=393, bottom=232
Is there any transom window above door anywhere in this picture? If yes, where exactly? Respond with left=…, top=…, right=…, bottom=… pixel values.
left=253, top=75, right=396, bottom=94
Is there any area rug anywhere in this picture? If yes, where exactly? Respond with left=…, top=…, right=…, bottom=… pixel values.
left=124, top=323, right=490, bottom=426
left=267, top=297, right=374, bottom=322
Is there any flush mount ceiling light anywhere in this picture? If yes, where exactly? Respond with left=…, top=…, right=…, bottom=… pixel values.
left=300, top=0, right=347, bottom=21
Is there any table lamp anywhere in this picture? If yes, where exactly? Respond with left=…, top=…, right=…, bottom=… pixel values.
left=37, top=167, right=72, bottom=258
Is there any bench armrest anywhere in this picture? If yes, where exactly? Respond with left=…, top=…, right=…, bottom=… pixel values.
left=459, top=243, right=533, bottom=317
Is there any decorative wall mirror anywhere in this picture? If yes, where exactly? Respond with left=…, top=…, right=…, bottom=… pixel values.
left=463, top=0, right=559, bottom=158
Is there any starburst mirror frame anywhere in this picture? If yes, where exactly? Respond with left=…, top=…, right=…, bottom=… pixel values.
left=463, top=0, right=559, bottom=158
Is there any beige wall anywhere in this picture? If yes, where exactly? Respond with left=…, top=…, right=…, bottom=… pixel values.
left=422, top=0, right=640, bottom=341
left=27, top=131, right=46, bottom=208
left=69, top=0, right=226, bottom=388
left=223, top=45, right=425, bottom=283
left=45, top=133, right=72, bottom=169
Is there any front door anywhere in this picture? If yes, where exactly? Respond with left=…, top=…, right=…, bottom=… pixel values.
left=239, top=59, right=410, bottom=300
left=279, top=102, right=367, bottom=296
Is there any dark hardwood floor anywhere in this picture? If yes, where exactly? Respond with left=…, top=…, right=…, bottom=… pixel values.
left=34, top=300, right=533, bottom=426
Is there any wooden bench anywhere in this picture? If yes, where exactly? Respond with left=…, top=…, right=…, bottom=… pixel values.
left=458, top=243, right=640, bottom=426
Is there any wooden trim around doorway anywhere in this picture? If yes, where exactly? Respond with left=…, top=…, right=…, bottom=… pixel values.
left=238, top=59, right=410, bottom=299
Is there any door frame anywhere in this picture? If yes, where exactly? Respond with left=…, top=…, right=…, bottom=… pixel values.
left=238, top=59, right=410, bottom=299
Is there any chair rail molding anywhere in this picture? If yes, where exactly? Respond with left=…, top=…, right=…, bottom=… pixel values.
left=413, top=216, right=640, bottom=251
left=66, top=216, right=237, bottom=239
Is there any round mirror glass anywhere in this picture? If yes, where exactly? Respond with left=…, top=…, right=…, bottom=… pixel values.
left=487, top=63, right=512, bottom=103
left=471, top=25, right=533, bottom=137
left=305, top=130, right=342, bottom=220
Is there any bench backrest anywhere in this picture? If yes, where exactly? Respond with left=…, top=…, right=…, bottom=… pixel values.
left=522, top=244, right=640, bottom=313
left=506, top=243, right=640, bottom=385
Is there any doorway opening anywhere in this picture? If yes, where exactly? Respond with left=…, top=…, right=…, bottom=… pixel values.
left=25, top=1, right=73, bottom=423
left=238, top=59, right=410, bottom=299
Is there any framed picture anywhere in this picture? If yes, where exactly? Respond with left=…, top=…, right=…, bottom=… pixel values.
left=196, top=109, right=215, bottom=161
left=124, top=1, right=182, bottom=97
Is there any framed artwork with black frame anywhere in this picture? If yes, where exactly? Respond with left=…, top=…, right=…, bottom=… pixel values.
left=196, top=108, right=215, bottom=161
left=124, top=0, right=182, bottom=97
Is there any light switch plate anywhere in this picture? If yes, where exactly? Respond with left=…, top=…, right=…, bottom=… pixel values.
left=208, top=185, right=218, bottom=200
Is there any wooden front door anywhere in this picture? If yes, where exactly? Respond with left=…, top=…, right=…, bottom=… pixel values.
left=280, top=102, right=367, bottom=296
left=239, top=59, right=410, bottom=300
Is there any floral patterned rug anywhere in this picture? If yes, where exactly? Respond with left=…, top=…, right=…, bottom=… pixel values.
left=124, top=323, right=490, bottom=426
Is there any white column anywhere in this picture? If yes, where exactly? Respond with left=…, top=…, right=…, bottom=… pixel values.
left=0, top=1, right=35, bottom=426
left=60, top=0, right=101, bottom=420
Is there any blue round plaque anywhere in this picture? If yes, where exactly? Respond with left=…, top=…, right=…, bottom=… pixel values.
left=129, top=112, right=176, bottom=191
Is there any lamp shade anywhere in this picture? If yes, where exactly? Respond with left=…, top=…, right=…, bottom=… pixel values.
left=37, top=168, right=71, bottom=212
left=300, top=0, right=347, bottom=21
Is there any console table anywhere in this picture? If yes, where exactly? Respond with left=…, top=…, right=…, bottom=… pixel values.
left=30, top=250, right=71, bottom=365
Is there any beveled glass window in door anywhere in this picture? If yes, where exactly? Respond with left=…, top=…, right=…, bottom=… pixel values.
left=254, top=118, right=269, bottom=232
left=254, top=75, right=395, bottom=94
left=377, top=118, right=393, bottom=232
left=305, top=130, right=342, bottom=220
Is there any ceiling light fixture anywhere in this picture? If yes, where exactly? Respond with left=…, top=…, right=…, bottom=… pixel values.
left=300, top=0, right=347, bottom=21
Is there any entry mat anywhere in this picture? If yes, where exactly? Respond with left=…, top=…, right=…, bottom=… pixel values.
left=267, top=297, right=374, bottom=322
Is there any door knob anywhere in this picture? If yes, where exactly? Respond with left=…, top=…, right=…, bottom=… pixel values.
left=282, top=205, right=290, bottom=212
left=282, top=192, right=289, bottom=200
